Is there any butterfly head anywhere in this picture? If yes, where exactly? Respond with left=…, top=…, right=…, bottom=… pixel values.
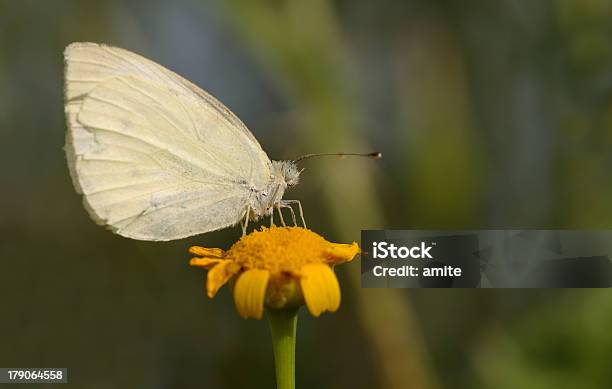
left=273, top=160, right=301, bottom=188
left=247, top=161, right=301, bottom=219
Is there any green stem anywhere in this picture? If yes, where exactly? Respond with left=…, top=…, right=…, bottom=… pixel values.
left=267, top=307, right=299, bottom=389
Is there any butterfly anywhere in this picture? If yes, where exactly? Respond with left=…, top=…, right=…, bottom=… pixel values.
left=64, top=42, right=379, bottom=241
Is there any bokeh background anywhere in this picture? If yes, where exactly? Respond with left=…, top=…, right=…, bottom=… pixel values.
left=2, top=0, right=612, bottom=388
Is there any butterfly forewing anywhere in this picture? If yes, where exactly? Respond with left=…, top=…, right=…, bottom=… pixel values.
left=64, top=42, right=271, bottom=240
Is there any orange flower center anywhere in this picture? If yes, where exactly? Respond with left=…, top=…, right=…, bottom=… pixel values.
left=227, top=227, right=334, bottom=274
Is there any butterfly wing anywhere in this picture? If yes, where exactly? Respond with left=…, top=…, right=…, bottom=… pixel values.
left=64, top=42, right=271, bottom=241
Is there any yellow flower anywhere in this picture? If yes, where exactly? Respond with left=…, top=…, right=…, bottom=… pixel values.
left=189, top=226, right=359, bottom=319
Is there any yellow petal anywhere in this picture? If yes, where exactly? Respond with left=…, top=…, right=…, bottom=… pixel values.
left=299, top=263, right=341, bottom=317
left=189, top=246, right=225, bottom=258
left=190, top=257, right=223, bottom=269
left=206, top=261, right=241, bottom=298
left=324, top=242, right=360, bottom=265
left=233, top=269, right=270, bottom=319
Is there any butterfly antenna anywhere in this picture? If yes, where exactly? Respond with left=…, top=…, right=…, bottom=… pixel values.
left=295, top=151, right=382, bottom=162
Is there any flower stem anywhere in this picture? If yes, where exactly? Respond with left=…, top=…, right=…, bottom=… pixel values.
left=267, top=307, right=299, bottom=389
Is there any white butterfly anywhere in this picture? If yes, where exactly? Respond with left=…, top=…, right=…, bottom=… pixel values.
left=64, top=42, right=304, bottom=241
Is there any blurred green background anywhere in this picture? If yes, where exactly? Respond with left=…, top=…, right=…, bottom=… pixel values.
left=2, top=0, right=612, bottom=388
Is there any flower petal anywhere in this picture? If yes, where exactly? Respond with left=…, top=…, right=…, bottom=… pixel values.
left=324, top=242, right=360, bottom=265
left=206, top=261, right=241, bottom=298
left=233, top=269, right=270, bottom=319
left=189, top=246, right=225, bottom=258
left=190, top=257, right=223, bottom=269
left=299, top=263, right=341, bottom=317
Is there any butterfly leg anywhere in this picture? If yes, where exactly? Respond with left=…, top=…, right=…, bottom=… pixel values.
left=296, top=200, right=306, bottom=228
left=270, top=208, right=275, bottom=227
left=285, top=204, right=297, bottom=227
left=241, top=205, right=251, bottom=236
left=283, top=200, right=306, bottom=228
left=283, top=203, right=297, bottom=226
left=276, top=205, right=287, bottom=227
